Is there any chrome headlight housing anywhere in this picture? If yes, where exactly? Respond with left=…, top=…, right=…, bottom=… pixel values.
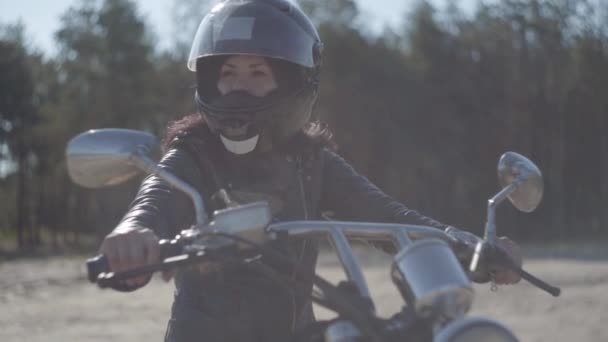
left=391, top=239, right=474, bottom=322
left=435, top=316, right=519, bottom=342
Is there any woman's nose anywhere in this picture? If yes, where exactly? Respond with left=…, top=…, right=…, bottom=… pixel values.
left=227, top=76, right=250, bottom=92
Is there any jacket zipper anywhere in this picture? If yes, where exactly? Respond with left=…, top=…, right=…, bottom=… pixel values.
left=296, top=155, right=309, bottom=220
left=291, top=155, right=310, bottom=332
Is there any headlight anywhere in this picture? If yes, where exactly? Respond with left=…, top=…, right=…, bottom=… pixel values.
left=391, top=239, right=473, bottom=321
left=435, top=316, right=519, bottom=342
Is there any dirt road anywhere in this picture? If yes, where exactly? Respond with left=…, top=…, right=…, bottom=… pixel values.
left=1, top=247, right=607, bottom=342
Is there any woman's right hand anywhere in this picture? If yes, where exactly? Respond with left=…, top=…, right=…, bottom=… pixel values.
left=99, top=225, right=162, bottom=288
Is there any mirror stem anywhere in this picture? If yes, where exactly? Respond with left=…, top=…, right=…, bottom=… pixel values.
left=484, top=180, right=521, bottom=243
left=130, top=148, right=209, bottom=227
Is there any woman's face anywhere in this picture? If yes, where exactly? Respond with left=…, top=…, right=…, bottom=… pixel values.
left=217, top=55, right=278, bottom=97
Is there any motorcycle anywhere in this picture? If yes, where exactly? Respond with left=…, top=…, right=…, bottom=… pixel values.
left=66, top=128, right=561, bottom=342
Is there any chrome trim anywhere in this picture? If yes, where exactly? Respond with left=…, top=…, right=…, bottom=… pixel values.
left=131, top=148, right=209, bottom=226
left=498, top=151, right=543, bottom=213
left=267, top=221, right=450, bottom=305
left=328, top=226, right=373, bottom=304
left=484, top=181, right=519, bottom=243
left=268, top=221, right=449, bottom=243
left=435, top=316, right=519, bottom=342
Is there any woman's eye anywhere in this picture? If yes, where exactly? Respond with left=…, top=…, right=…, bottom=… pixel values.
left=220, top=70, right=234, bottom=78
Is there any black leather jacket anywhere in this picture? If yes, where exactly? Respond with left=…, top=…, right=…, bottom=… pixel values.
left=117, top=132, right=449, bottom=342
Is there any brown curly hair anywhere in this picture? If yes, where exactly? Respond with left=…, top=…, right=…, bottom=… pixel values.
left=162, top=113, right=337, bottom=153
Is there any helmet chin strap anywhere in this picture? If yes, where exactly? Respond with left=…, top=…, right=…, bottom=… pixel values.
left=220, top=134, right=260, bottom=155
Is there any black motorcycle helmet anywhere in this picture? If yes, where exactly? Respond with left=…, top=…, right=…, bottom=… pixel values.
left=188, top=0, right=323, bottom=150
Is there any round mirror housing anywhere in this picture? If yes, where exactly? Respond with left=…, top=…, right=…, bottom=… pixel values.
left=497, top=152, right=543, bottom=213
left=66, top=129, right=159, bottom=188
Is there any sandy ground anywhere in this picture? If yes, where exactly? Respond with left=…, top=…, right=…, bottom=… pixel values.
left=1, top=245, right=607, bottom=342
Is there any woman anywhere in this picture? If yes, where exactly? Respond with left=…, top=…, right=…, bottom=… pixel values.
left=100, top=1, right=522, bottom=341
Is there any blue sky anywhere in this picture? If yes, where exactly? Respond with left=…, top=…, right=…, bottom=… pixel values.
left=0, top=0, right=477, bottom=56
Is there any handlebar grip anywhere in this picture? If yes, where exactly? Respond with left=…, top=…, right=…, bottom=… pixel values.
left=86, top=254, right=109, bottom=283
left=159, top=238, right=183, bottom=260
left=517, top=267, right=561, bottom=297
left=85, top=238, right=183, bottom=284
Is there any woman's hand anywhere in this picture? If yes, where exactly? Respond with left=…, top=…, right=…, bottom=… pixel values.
left=492, top=236, right=522, bottom=285
left=99, top=225, right=163, bottom=288
left=445, top=227, right=523, bottom=285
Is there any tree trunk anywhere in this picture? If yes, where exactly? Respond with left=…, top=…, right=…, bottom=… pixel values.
left=601, top=101, right=608, bottom=233
left=15, top=130, right=27, bottom=250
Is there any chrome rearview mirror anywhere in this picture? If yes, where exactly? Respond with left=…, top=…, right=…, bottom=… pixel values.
left=66, top=128, right=209, bottom=226
left=66, top=129, right=159, bottom=189
left=478, top=151, right=544, bottom=247
left=497, top=151, right=543, bottom=213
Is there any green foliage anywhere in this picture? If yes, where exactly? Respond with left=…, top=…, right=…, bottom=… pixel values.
left=0, top=24, right=37, bottom=154
left=1, top=0, right=608, bottom=251
left=54, top=0, right=159, bottom=131
left=170, top=0, right=213, bottom=58
left=0, top=23, right=43, bottom=247
left=298, top=0, right=359, bottom=28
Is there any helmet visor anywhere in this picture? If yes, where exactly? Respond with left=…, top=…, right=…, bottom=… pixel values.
left=187, top=0, right=318, bottom=71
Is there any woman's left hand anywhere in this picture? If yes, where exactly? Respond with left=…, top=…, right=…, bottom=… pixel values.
left=492, top=236, right=523, bottom=285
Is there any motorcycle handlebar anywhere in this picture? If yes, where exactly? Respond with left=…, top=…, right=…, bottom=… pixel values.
left=516, top=267, right=561, bottom=297
left=87, top=221, right=561, bottom=298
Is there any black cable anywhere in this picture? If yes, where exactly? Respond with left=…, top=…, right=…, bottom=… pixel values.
left=289, top=319, right=335, bottom=342
left=203, top=231, right=387, bottom=341
left=195, top=235, right=365, bottom=341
